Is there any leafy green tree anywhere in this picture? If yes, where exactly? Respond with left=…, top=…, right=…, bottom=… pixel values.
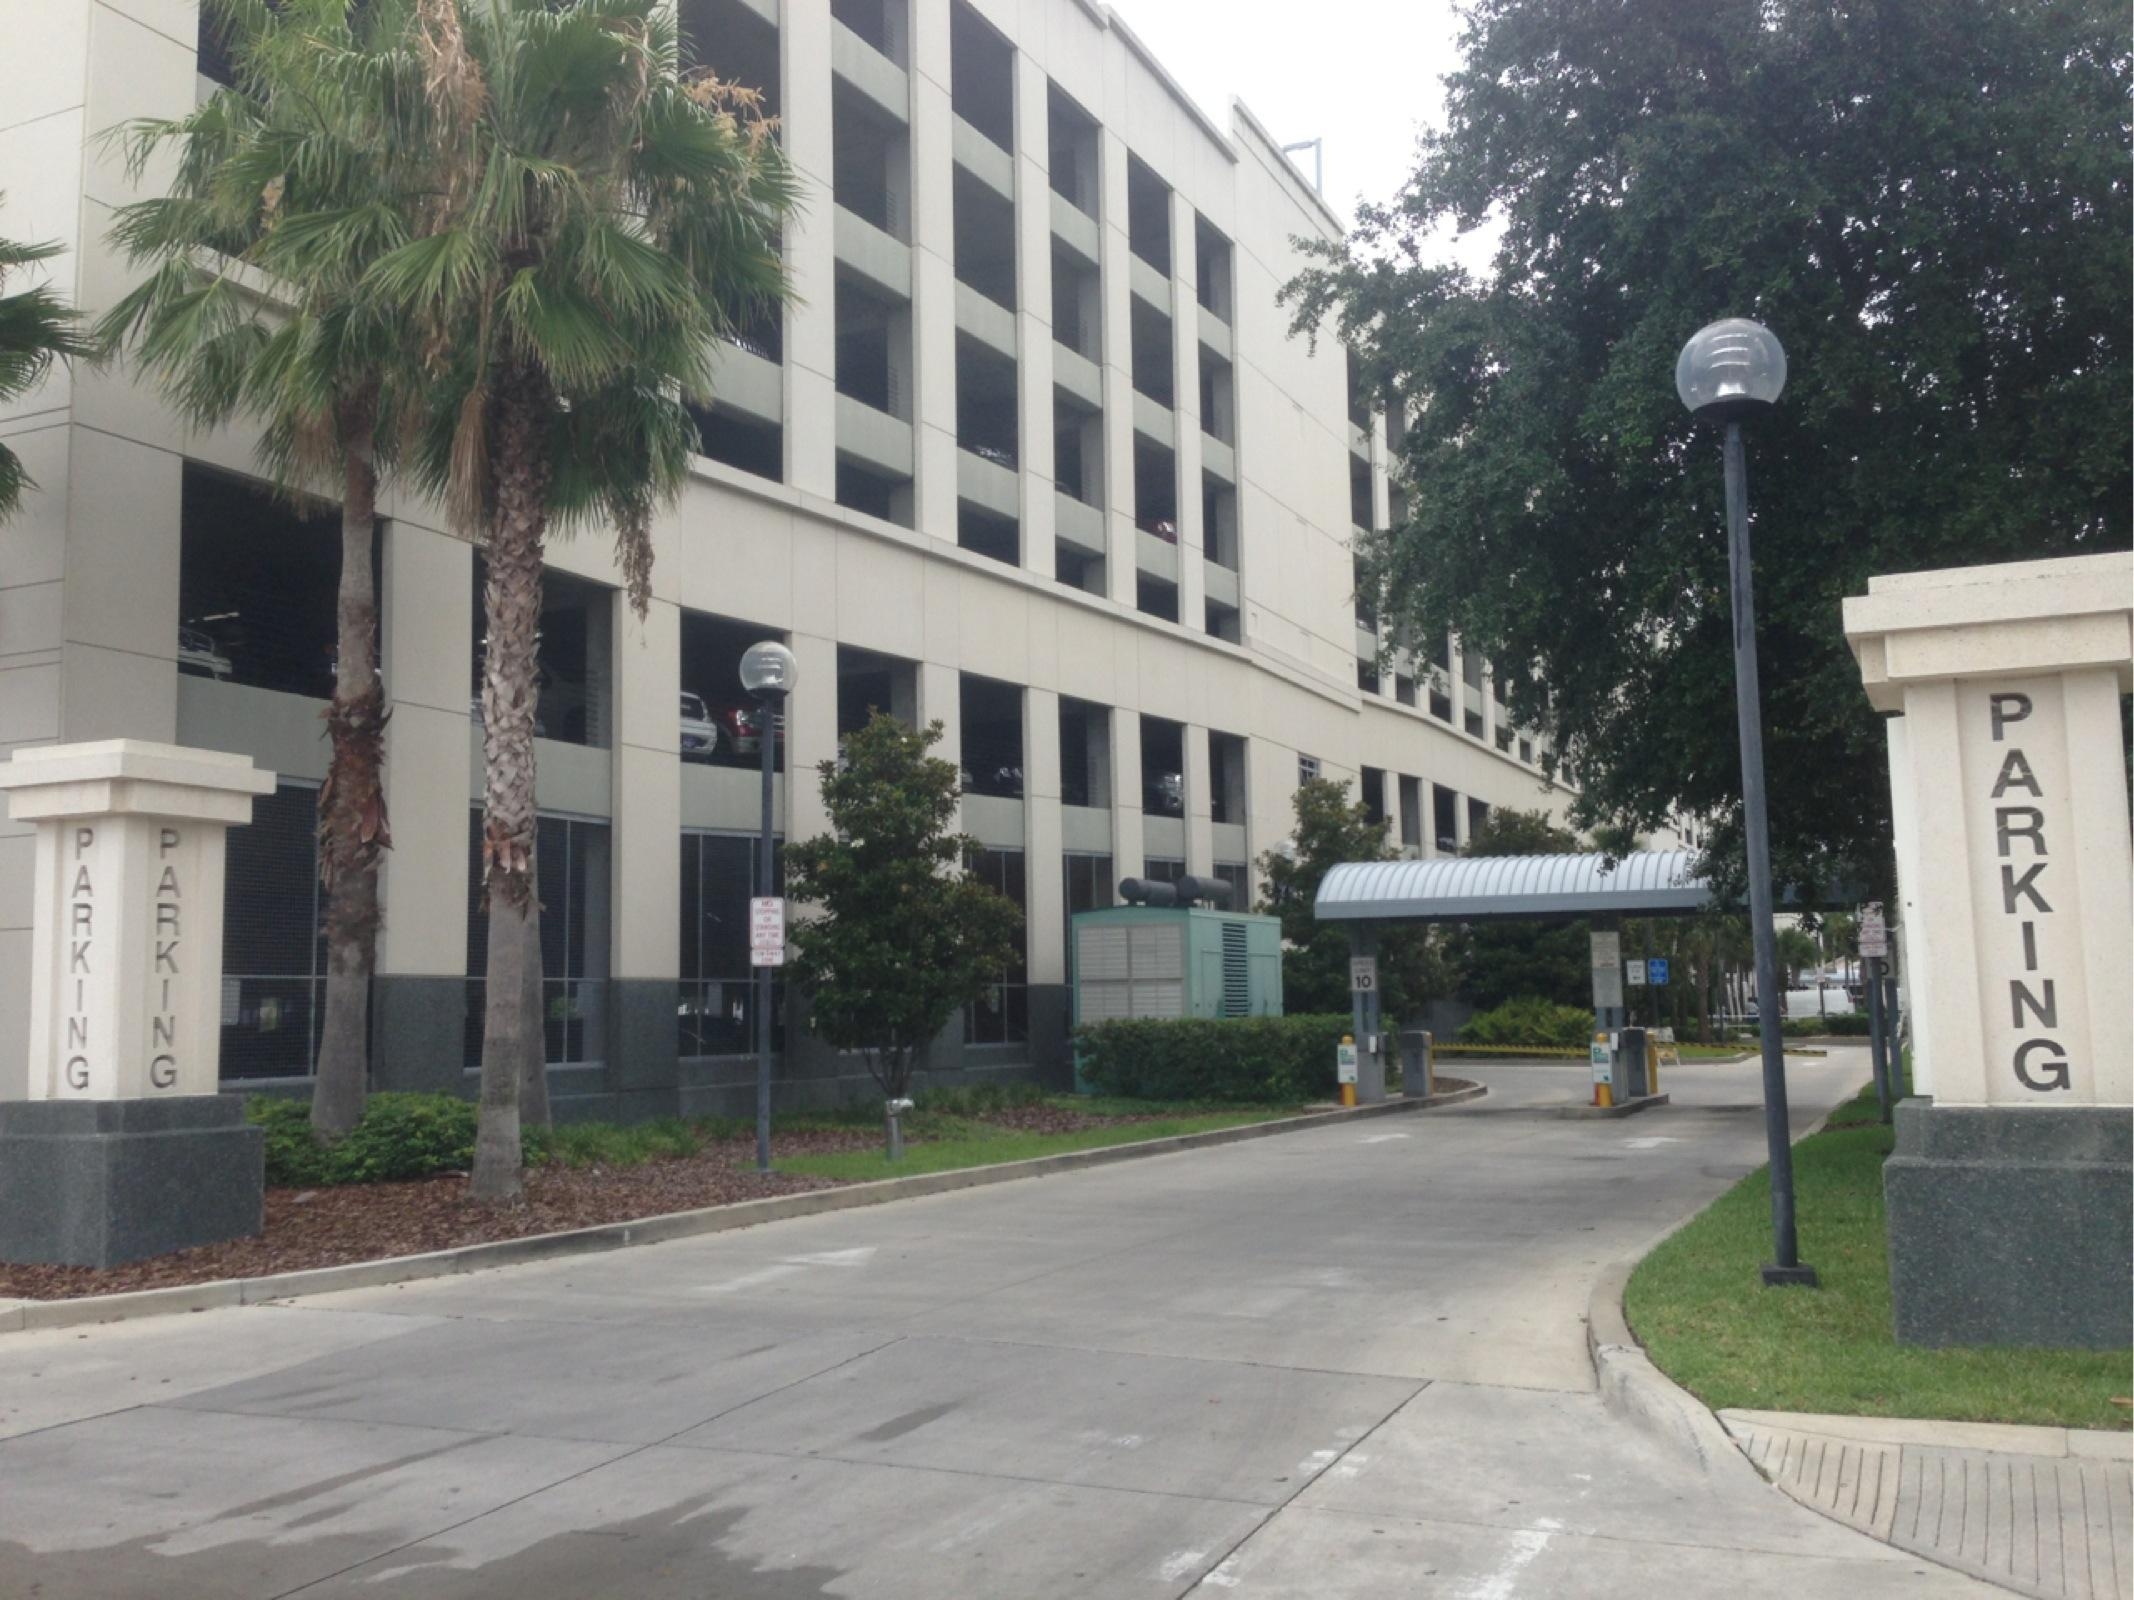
left=361, top=0, right=798, bottom=1201
left=786, top=714, right=1023, bottom=1145
left=1283, top=0, right=2129, bottom=905
left=0, top=202, right=90, bottom=522
left=99, top=0, right=415, bottom=1140
left=1256, top=778, right=1443, bottom=1020
left=1444, top=808, right=1591, bottom=1009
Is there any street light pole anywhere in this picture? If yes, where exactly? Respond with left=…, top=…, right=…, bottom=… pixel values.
left=738, top=641, right=798, bottom=1177
left=1679, top=318, right=1817, bottom=1289
left=753, top=683, right=778, bottom=1174
left=1722, top=419, right=1815, bottom=1286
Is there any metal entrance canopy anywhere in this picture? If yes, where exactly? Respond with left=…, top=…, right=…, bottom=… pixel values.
left=1314, top=850, right=1710, bottom=924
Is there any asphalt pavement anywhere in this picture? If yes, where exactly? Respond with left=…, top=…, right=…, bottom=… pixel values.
left=0, top=1049, right=2007, bottom=1598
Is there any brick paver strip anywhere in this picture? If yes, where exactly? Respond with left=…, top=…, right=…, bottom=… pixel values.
left=1721, top=1410, right=2131, bottom=1599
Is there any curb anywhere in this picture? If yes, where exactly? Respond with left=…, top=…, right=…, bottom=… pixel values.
left=1584, top=1093, right=1848, bottom=1471
left=2, top=1083, right=1488, bottom=1337
left=1556, top=1092, right=1671, bottom=1120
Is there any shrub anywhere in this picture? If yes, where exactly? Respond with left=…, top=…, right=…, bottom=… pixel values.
left=247, top=1092, right=488, bottom=1186
left=1074, top=1015, right=1352, bottom=1103
left=248, top=1096, right=331, bottom=1187
left=1781, top=1012, right=1870, bottom=1038
left=1456, top=996, right=1595, bottom=1050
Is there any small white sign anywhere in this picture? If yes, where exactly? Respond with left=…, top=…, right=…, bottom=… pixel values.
left=1589, top=1040, right=1613, bottom=1083
left=1626, top=959, right=1648, bottom=987
left=1860, top=902, right=1889, bottom=959
left=1336, top=1041, right=1359, bottom=1084
left=749, top=896, right=785, bottom=957
left=1590, top=930, right=1624, bottom=1009
left=1349, top=956, right=1378, bottom=994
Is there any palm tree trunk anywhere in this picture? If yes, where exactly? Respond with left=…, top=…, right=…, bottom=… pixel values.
left=470, top=370, right=551, bottom=1205
left=517, top=836, right=551, bottom=1130
left=312, top=398, right=388, bottom=1141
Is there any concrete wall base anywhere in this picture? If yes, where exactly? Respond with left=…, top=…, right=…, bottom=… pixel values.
left=0, top=1096, right=263, bottom=1268
left=1885, top=1098, right=2132, bottom=1349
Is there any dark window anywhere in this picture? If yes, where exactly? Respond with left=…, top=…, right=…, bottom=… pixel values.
left=1434, top=784, right=1460, bottom=855
left=465, top=814, right=611, bottom=1067
left=960, top=675, right=1025, bottom=798
left=964, top=847, right=1028, bottom=1044
left=1299, top=754, right=1320, bottom=784
left=1394, top=672, right=1417, bottom=707
left=680, top=610, right=787, bottom=772
left=1140, top=716, right=1185, bottom=815
left=1126, top=156, right=1171, bottom=274
left=220, top=781, right=326, bottom=1079
left=832, top=0, right=905, bottom=65
left=1142, top=857, right=1186, bottom=885
left=949, top=1, right=1014, bottom=153
left=689, top=404, right=783, bottom=483
left=679, top=0, right=782, bottom=121
left=1357, top=660, right=1380, bottom=694
left=1398, top=775, right=1423, bottom=849
left=181, top=464, right=358, bottom=701
left=1211, top=860, right=1249, bottom=910
left=680, top=831, right=784, bottom=1055
left=1468, top=797, right=1491, bottom=839
left=1361, top=766, right=1386, bottom=827
left=1060, top=697, right=1109, bottom=808
left=1062, top=852, right=1114, bottom=975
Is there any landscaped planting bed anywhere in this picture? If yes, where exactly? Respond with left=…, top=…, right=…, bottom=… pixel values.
left=0, top=1090, right=1313, bottom=1302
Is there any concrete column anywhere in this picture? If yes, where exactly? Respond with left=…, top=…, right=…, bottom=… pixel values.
left=786, top=630, right=839, bottom=849
left=370, top=527, right=475, bottom=1089
left=608, top=597, right=681, bottom=1115
left=1451, top=783, right=1472, bottom=853
left=918, top=659, right=961, bottom=830
left=1109, top=705, right=1144, bottom=880
left=1183, top=720, right=1213, bottom=876
left=1098, top=131, right=1137, bottom=609
left=1024, top=687, right=1065, bottom=985
left=909, top=3, right=958, bottom=541
left=1170, top=197, right=1205, bottom=631
left=781, top=0, right=837, bottom=499
left=1013, top=52, right=1055, bottom=577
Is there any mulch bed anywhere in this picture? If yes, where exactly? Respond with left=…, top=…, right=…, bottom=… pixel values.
left=0, top=1105, right=1246, bottom=1304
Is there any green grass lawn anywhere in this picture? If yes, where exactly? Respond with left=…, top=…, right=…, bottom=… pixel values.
left=770, top=1106, right=1297, bottom=1182
left=1625, top=1077, right=2131, bottom=1430
left=532, top=1089, right=1310, bottom=1185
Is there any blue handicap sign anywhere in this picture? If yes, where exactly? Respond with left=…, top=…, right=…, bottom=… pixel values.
left=1648, top=957, right=1670, bottom=987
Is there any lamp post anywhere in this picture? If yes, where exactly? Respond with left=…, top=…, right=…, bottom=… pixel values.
left=1676, top=318, right=1818, bottom=1288
left=739, top=640, right=797, bottom=1175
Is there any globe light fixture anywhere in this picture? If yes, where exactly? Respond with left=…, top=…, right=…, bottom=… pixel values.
left=1677, top=317, right=1817, bottom=1289
left=739, top=639, right=796, bottom=1173
left=1675, top=317, right=1788, bottom=419
left=739, top=639, right=798, bottom=699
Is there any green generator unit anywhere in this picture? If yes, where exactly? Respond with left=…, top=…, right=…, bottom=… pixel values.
left=1070, top=876, right=1284, bottom=1029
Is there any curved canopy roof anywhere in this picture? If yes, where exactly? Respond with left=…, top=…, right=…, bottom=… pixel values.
left=1314, top=851, right=1710, bottom=924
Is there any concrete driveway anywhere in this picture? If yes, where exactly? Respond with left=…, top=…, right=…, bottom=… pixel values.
left=0, top=1050, right=2003, bottom=1598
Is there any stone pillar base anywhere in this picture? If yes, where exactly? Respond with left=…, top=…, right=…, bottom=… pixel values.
left=1885, top=1099, right=2131, bottom=1348
left=0, top=1096, right=263, bottom=1269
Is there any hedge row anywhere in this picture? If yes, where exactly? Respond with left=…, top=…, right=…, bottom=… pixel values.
left=1456, top=996, right=1596, bottom=1049
left=249, top=1092, right=535, bottom=1186
left=1782, top=1012, right=1871, bottom=1037
left=1073, top=1014, right=1354, bottom=1102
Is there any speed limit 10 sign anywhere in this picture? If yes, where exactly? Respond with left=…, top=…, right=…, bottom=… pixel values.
left=1349, top=956, right=1378, bottom=993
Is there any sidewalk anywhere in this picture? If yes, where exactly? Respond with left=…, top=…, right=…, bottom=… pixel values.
left=1720, top=1409, right=2131, bottom=1600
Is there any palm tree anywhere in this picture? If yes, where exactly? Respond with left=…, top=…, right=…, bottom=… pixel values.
left=368, top=0, right=797, bottom=1201
left=0, top=202, right=91, bottom=523
left=98, top=0, right=421, bottom=1140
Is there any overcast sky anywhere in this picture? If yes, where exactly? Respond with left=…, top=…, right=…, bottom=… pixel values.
left=1109, top=0, right=1477, bottom=246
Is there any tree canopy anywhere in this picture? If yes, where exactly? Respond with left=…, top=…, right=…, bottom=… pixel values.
left=787, top=714, right=1024, bottom=1101
left=1255, top=778, right=1445, bottom=1018
left=0, top=203, right=90, bottom=523
left=1283, top=0, right=2130, bottom=903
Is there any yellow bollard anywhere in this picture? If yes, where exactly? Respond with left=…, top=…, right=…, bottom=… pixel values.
left=1338, top=1034, right=1359, bottom=1108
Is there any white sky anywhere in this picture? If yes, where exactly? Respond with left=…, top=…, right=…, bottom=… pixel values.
left=1108, top=0, right=1478, bottom=249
